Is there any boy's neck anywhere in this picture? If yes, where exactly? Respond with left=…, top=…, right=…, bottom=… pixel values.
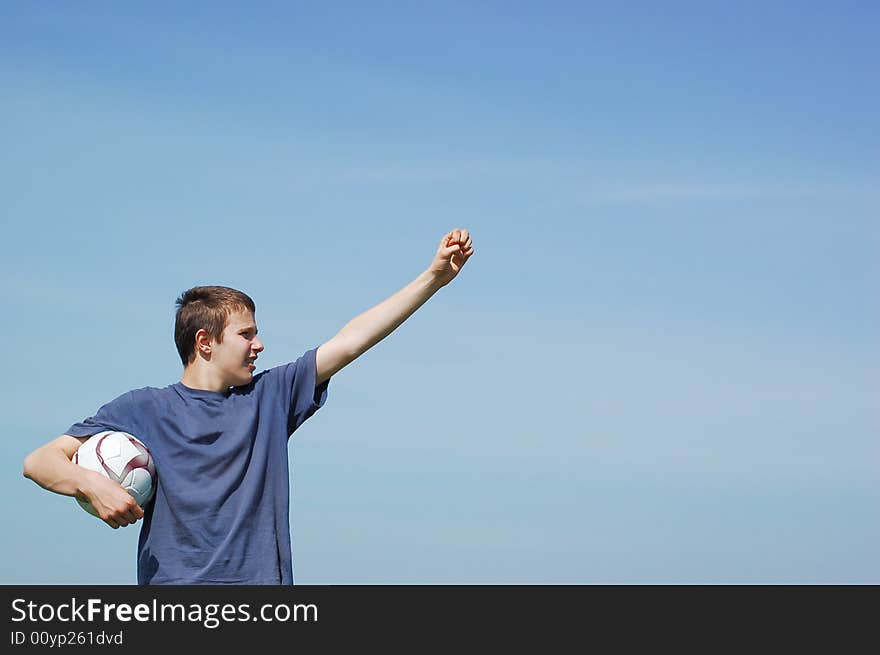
left=180, top=365, right=231, bottom=393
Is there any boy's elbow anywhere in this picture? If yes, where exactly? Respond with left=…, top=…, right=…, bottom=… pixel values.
left=23, top=447, right=49, bottom=481
left=23, top=451, right=38, bottom=480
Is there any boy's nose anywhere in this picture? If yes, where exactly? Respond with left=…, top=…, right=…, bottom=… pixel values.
left=253, top=338, right=265, bottom=352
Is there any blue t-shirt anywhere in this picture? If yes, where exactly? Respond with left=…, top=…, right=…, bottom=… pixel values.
left=65, top=347, right=329, bottom=585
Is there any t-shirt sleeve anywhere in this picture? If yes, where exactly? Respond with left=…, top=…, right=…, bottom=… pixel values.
left=282, top=347, right=330, bottom=437
left=64, top=391, right=141, bottom=438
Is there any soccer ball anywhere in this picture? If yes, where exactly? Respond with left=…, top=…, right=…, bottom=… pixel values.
left=72, top=431, right=156, bottom=517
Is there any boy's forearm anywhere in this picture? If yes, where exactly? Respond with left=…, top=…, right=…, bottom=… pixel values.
left=23, top=447, right=94, bottom=498
left=336, top=270, right=444, bottom=357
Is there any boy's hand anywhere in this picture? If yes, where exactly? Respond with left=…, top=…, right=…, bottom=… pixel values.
left=428, top=228, right=474, bottom=287
left=79, top=471, right=144, bottom=529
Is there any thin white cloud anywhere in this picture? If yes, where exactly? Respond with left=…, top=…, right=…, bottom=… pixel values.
left=582, top=181, right=880, bottom=202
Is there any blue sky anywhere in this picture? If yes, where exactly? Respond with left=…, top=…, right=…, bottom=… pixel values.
left=2, top=1, right=877, bottom=583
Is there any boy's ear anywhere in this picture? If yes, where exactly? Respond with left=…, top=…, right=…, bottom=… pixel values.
left=194, top=328, right=213, bottom=356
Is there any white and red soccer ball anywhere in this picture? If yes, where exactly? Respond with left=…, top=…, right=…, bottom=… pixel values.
left=72, top=431, right=156, bottom=517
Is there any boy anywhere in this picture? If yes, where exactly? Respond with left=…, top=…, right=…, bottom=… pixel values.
left=23, top=228, right=474, bottom=584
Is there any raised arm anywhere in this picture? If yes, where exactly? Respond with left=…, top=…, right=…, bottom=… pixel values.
left=316, top=228, right=474, bottom=384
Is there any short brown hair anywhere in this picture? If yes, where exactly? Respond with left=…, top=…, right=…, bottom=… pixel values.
left=174, top=286, right=256, bottom=366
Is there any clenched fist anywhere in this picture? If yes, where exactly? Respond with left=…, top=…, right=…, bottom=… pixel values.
left=427, top=228, right=474, bottom=287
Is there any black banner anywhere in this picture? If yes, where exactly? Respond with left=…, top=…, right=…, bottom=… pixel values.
left=1, top=585, right=874, bottom=649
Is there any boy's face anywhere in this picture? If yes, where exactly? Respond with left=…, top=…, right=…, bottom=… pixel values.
left=212, top=309, right=264, bottom=387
